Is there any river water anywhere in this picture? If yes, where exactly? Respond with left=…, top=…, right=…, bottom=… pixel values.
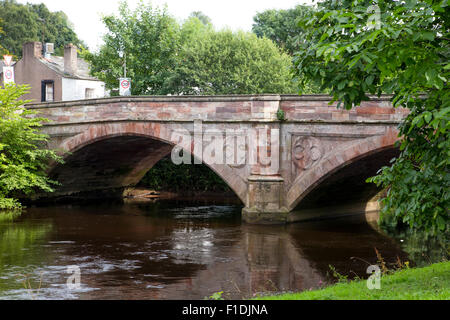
left=0, top=200, right=446, bottom=300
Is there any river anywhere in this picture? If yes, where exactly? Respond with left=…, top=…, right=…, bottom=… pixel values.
left=0, top=200, right=446, bottom=300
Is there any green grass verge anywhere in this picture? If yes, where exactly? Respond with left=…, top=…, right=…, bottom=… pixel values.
left=256, top=261, right=450, bottom=300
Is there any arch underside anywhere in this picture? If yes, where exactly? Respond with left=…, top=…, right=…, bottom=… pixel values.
left=44, top=121, right=400, bottom=218
left=46, top=123, right=248, bottom=204
left=286, top=130, right=400, bottom=211
left=49, top=136, right=173, bottom=198
left=292, top=147, right=399, bottom=211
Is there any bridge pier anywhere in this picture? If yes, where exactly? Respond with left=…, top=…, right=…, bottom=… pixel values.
left=242, top=176, right=289, bottom=224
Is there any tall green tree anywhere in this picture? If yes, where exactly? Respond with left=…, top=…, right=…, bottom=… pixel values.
left=86, top=1, right=297, bottom=96
left=252, top=5, right=322, bottom=93
left=252, top=5, right=315, bottom=55
left=0, top=84, right=63, bottom=210
left=173, top=27, right=296, bottom=95
left=84, top=1, right=180, bottom=96
left=0, top=0, right=84, bottom=57
left=188, top=11, right=212, bottom=26
left=27, top=3, right=86, bottom=56
left=294, top=0, right=449, bottom=234
left=0, top=18, right=8, bottom=56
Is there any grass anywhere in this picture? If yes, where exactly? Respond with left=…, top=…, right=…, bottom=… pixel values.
left=255, top=261, right=450, bottom=300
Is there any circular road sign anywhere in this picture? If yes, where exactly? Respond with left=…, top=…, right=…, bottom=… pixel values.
left=121, top=79, right=130, bottom=89
left=5, top=69, right=13, bottom=80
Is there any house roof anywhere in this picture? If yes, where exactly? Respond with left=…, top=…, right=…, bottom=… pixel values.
left=38, top=55, right=101, bottom=81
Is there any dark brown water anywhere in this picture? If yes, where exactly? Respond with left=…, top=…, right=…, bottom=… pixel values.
left=0, top=201, right=441, bottom=300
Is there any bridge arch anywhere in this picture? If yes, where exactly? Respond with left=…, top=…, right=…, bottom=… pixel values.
left=286, top=128, right=399, bottom=211
left=49, top=122, right=247, bottom=204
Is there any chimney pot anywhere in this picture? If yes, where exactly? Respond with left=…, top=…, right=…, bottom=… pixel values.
left=64, top=44, right=78, bottom=75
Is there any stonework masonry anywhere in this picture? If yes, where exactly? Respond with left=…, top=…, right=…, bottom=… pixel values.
left=27, top=95, right=408, bottom=224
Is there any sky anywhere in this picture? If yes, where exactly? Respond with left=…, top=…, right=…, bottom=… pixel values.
left=16, top=0, right=313, bottom=52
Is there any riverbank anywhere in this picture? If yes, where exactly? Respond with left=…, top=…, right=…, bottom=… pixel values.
left=123, top=187, right=241, bottom=204
left=256, top=261, right=450, bottom=300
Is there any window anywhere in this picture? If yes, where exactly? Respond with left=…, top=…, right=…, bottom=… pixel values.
left=85, top=88, right=95, bottom=99
left=41, top=80, right=54, bottom=102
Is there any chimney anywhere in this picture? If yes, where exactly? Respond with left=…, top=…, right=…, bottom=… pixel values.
left=64, top=44, right=78, bottom=75
left=23, top=42, right=43, bottom=59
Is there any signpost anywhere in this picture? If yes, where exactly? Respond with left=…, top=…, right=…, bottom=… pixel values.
left=2, top=55, right=14, bottom=84
left=119, top=78, right=131, bottom=96
left=3, top=55, right=12, bottom=66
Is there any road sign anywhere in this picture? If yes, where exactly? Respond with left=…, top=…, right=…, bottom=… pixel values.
left=2, top=66, right=14, bottom=84
left=3, top=55, right=12, bottom=66
left=119, top=78, right=131, bottom=96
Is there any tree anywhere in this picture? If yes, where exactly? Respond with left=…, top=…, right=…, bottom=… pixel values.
left=252, top=5, right=322, bottom=93
left=189, top=11, right=212, bottom=26
left=84, top=1, right=181, bottom=96
left=0, top=0, right=84, bottom=57
left=85, top=2, right=297, bottom=96
left=252, top=5, right=315, bottom=55
left=0, top=84, right=63, bottom=210
left=294, top=0, right=449, bottom=234
left=27, top=3, right=87, bottom=56
left=0, top=18, right=9, bottom=56
left=173, top=28, right=297, bottom=95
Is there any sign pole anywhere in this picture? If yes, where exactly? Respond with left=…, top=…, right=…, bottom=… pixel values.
left=124, top=52, right=127, bottom=79
left=119, top=50, right=131, bottom=96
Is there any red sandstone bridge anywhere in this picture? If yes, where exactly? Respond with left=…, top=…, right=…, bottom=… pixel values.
left=28, top=94, right=408, bottom=224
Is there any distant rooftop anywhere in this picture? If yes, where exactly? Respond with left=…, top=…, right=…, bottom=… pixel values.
left=38, top=55, right=100, bottom=81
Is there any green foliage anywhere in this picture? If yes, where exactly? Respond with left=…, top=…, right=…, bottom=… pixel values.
left=0, top=84, right=63, bottom=209
left=276, top=109, right=286, bottom=121
left=84, top=1, right=181, bottom=96
left=256, top=262, right=450, bottom=300
left=252, top=5, right=315, bottom=56
left=188, top=11, right=212, bottom=26
left=85, top=1, right=297, bottom=96
left=328, top=265, right=349, bottom=283
left=205, top=291, right=225, bottom=300
left=0, top=0, right=85, bottom=57
left=173, top=29, right=296, bottom=95
left=252, top=5, right=323, bottom=93
left=139, top=156, right=230, bottom=193
left=294, top=0, right=449, bottom=234
left=0, top=17, right=9, bottom=56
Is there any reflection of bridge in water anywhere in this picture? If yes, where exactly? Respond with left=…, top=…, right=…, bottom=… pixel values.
left=0, top=205, right=409, bottom=299
left=28, top=95, right=408, bottom=224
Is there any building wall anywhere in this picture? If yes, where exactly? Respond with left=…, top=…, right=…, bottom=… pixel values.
left=62, top=78, right=106, bottom=101
left=13, top=57, right=63, bottom=103
left=1, top=42, right=106, bottom=102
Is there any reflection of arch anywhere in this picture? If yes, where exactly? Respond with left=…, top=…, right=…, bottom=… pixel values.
left=287, top=128, right=399, bottom=211
left=51, top=122, right=246, bottom=204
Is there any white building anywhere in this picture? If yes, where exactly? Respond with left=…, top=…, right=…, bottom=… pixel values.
left=0, top=42, right=107, bottom=102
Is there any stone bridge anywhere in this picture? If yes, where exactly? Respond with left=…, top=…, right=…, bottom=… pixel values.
left=27, top=95, right=408, bottom=224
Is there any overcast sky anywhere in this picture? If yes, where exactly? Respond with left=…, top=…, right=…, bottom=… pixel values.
left=17, top=0, right=313, bottom=51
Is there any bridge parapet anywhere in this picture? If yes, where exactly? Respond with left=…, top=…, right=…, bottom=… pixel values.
left=27, top=95, right=407, bottom=124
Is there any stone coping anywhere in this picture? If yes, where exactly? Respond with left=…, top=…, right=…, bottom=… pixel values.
left=26, top=94, right=395, bottom=109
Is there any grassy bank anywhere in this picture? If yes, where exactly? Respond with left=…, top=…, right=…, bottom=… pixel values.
left=256, top=261, right=450, bottom=300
